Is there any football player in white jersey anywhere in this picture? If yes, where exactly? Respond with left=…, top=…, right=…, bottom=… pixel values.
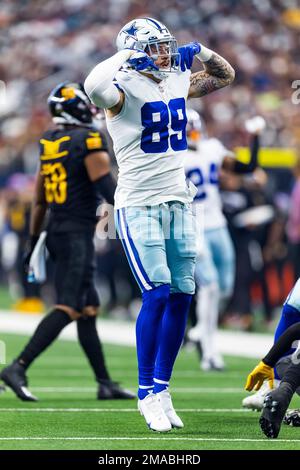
left=84, top=17, right=235, bottom=432
left=185, top=111, right=265, bottom=371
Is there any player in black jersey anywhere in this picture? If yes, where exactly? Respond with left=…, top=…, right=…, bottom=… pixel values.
left=0, top=82, right=135, bottom=401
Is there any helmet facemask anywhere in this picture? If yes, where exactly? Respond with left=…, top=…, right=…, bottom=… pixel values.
left=142, top=38, right=180, bottom=78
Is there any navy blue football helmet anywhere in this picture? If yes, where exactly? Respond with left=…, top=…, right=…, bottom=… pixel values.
left=48, top=82, right=95, bottom=126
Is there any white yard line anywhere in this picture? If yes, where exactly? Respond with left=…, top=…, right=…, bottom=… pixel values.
left=30, top=370, right=243, bottom=378
left=0, top=408, right=252, bottom=413
left=2, top=386, right=243, bottom=393
left=0, top=437, right=298, bottom=443
left=0, top=310, right=273, bottom=358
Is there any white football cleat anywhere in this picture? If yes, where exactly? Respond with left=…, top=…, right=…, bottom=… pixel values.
left=187, top=326, right=201, bottom=343
left=138, top=393, right=172, bottom=432
left=201, top=354, right=225, bottom=372
left=242, top=379, right=280, bottom=411
left=157, top=389, right=184, bottom=428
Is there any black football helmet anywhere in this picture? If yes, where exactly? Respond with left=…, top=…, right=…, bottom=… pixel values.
left=48, top=81, right=95, bottom=126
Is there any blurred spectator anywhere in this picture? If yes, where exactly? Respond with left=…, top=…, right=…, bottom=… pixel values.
left=221, top=168, right=275, bottom=329
left=287, top=154, right=300, bottom=279
left=0, top=173, right=45, bottom=312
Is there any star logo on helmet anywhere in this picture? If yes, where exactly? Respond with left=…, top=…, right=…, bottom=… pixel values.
left=123, top=21, right=139, bottom=38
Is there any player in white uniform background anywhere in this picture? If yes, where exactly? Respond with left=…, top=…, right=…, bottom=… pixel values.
left=184, top=110, right=266, bottom=371
left=85, top=17, right=235, bottom=432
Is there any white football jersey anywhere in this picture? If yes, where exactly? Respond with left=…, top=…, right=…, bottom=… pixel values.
left=184, top=138, right=230, bottom=230
left=106, top=68, right=195, bottom=209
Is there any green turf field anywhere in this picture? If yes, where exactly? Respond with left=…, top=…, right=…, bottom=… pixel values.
left=0, top=333, right=300, bottom=450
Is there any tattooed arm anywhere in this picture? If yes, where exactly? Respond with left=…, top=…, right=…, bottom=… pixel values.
left=188, top=51, right=235, bottom=98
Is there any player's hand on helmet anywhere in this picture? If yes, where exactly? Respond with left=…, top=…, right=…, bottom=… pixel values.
left=176, top=42, right=201, bottom=72
left=245, top=360, right=274, bottom=392
left=127, top=50, right=159, bottom=72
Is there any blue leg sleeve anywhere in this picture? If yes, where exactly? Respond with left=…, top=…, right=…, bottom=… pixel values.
left=274, top=303, right=300, bottom=379
left=274, top=303, right=300, bottom=344
left=136, top=284, right=170, bottom=399
left=154, top=293, right=192, bottom=388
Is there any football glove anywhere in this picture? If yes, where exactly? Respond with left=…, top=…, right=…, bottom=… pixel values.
left=245, top=360, right=274, bottom=391
left=23, top=235, right=39, bottom=274
left=127, top=51, right=159, bottom=72
left=176, top=42, right=201, bottom=72
left=245, top=116, right=266, bottom=135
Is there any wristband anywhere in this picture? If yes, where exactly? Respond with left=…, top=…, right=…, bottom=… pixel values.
left=196, top=45, right=213, bottom=62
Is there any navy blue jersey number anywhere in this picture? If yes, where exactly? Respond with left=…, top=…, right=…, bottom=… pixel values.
left=186, top=163, right=219, bottom=200
left=141, top=99, right=187, bottom=153
left=186, top=168, right=206, bottom=200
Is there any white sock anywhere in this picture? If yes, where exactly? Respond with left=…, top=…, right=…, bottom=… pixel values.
left=196, top=283, right=220, bottom=361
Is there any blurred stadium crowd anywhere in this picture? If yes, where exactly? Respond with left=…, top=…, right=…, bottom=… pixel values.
left=0, top=0, right=300, bottom=329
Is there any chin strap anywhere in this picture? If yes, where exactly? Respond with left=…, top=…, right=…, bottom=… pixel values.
left=152, top=69, right=169, bottom=80
left=146, top=70, right=168, bottom=80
